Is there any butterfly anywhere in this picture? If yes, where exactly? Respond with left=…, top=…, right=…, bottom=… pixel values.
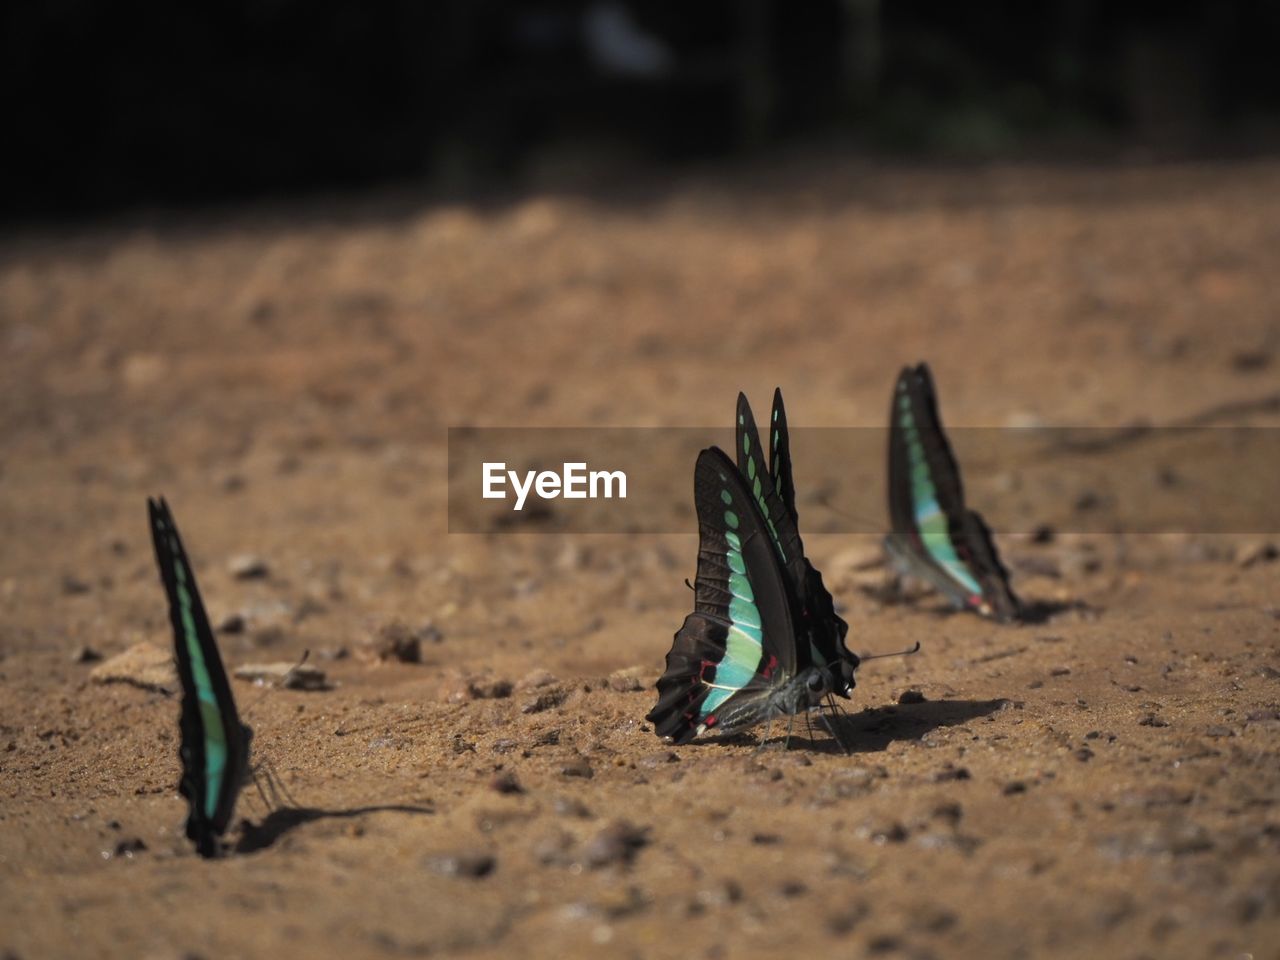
left=647, top=391, right=858, bottom=745
left=736, top=389, right=858, bottom=694
left=148, top=497, right=253, bottom=858
left=884, top=363, right=1020, bottom=622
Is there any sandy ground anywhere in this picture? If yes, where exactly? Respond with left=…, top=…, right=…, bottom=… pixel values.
left=1, top=156, right=1278, bottom=960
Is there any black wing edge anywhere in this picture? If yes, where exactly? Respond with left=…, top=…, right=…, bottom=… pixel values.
left=147, top=496, right=250, bottom=856
left=769, top=387, right=798, bottom=526
left=957, top=508, right=1021, bottom=623
left=734, top=392, right=809, bottom=588
left=646, top=611, right=729, bottom=744
left=887, top=366, right=918, bottom=536
left=646, top=447, right=798, bottom=743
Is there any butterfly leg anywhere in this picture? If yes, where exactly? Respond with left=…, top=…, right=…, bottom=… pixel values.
left=822, top=694, right=851, bottom=755
left=754, top=714, right=778, bottom=753
left=783, top=713, right=796, bottom=751
left=261, top=757, right=298, bottom=809
left=249, top=767, right=274, bottom=814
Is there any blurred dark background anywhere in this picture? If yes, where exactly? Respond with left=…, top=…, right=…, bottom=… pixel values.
left=5, top=0, right=1280, bottom=221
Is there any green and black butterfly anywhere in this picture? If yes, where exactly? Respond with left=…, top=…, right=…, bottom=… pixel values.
left=148, top=497, right=253, bottom=858
left=736, top=390, right=857, bottom=694
left=885, top=364, right=1020, bottom=623
left=647, top=391, right=858, bottom=744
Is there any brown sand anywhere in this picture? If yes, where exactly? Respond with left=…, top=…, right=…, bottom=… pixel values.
left=1, top=158, right=1278, bottom=959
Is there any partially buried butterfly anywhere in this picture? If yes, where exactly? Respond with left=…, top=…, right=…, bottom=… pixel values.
left=148, top=497, right=253, bottom=857
left=884, top=363, right=1020, bottom=622
left=647, top=390, right=858, bottom=745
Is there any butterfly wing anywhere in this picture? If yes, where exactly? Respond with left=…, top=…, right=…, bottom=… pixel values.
left=148, top=497, right=252, bottom=857
left=768, top=387, right=799, bottom=526
left=647, top=448, right=800, bottom=743
left=886, top=364, right=1019, bottom=621
left=734, top=392, right=807, bottom=587
left=741, top=391, right=857, bottom=695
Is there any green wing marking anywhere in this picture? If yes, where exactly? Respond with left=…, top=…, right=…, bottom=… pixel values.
left=896, top=386, right=984, bottom=597
left=168, top=537, right=228, bottom=819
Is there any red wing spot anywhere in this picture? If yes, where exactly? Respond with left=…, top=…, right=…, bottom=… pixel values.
left=966, top=595, right=983, bottom=608
left=760, top=654, right=779, bottom=679
left=704, top=715, right=718, bottom=727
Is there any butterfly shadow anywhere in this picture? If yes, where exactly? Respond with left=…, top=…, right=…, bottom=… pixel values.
left=234, top=803, right=435, bottom=854
left=1015, top=599, right=1098, bottom=625
left=790, top=697, right=1012, bottom=756
left=857, top=582, right=1098, bottom=627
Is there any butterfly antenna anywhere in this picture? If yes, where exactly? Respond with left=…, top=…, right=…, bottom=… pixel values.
left=242, top=649, right=312, bottom=720
left=810, top=494, right=886, bottom=539
left=858, top=641, right=922, bottom=662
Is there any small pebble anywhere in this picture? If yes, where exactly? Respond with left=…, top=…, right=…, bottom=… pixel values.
left=1031, top=524, right=1056, bottom=544
left=62, top=574, right=91, bottom=595
left=897, top=689, right=926, bottom=705
left=516, top=668, right=560, bottom=691
left=70, top=645, right=102, bottom=664
left=522, top=688, right=568, bottom=714
left=1237, top=541, right=1278, bottom=568
left=554, top=796, right=593, bottom=819
left=1003, top=781, right=1028, bottom=795
left=427, top=852, right=496, bottom=879
left=932, top=802, right=963, bottom=826
left=366, top=620, right=422, bottom=664
left=582, top=821, right=648, bottom=868
left=607, top=667, right=647, bottom=692
left=217, top=613, right=246, bottom=634
left=468, top=677, right=514, bottom=699
left=113, top=837, right=147, bottom=858
left=490, top=771, right=524, bottom=795
left=560, top=757, right=594, bottom=779
left=228, top=555, right=269, bottom=580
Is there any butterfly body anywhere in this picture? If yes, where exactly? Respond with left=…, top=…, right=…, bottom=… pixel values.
left=648, top=391, right=855, bottom=745
left=886, top=364, right=1020, bottom=622
left=149, top=497, right=252, bottom=858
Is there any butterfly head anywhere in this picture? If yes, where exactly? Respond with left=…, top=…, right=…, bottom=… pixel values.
left=834, top=651, right=860, bottom=697
left=793, top=665, right=842, bottom=711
